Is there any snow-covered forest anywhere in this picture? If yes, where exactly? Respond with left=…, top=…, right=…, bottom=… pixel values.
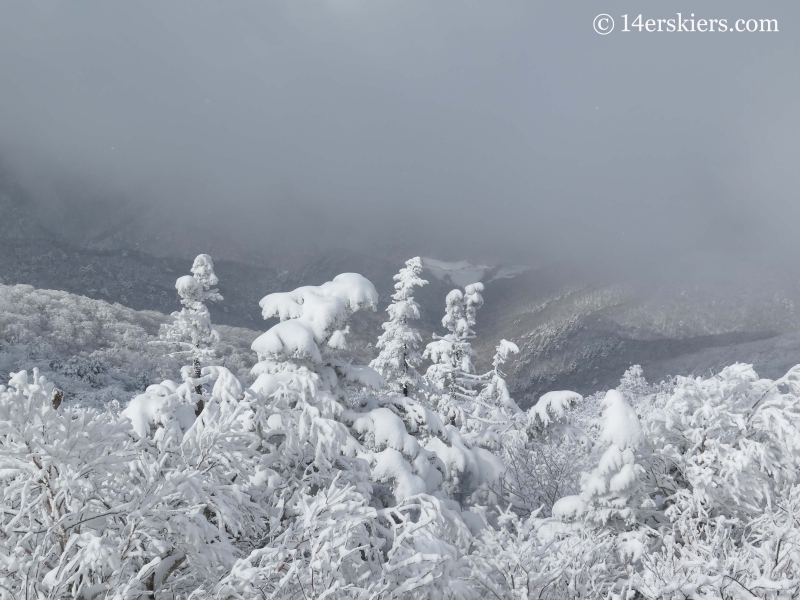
left=3, top=254, right=800, bottom=599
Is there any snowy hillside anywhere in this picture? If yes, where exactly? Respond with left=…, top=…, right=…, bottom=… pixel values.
left=473, top=260, right=800, bottom=406
left=0, top=283, right=257, bottom=407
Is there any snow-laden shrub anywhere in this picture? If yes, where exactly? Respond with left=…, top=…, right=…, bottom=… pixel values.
left=215, top=475, right=384, bottom=600
left=635, top=485, right=800, bottom=599
left=464, top=508, right=635, bottom=600
left=0, top=366, right=268, bottom=598
left=646, top=363, right=800, bottom=525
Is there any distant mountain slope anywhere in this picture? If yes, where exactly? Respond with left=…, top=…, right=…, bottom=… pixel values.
left=5, top=167, right=800, bottom=407
left=472, top=261, right=800, bottom=407
left=3, top=260, right=800, bottom=413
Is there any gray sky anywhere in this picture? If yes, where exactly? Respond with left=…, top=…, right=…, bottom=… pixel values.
left=1, top=0, right=798, bottom=266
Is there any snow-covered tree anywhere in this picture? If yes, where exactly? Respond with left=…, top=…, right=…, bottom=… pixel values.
left=553, top=389, right=649, bottom=528
left=0, top=367, right=266, bottom=598
left=479, top=340, right=522, bottom=416
left=160, top=254, right=223, bottom=409
left=250, top=272, right=381, bottom=398
left=370, top=257, right=428, bottom=397
left=635, top=485, right=800, bottom=599
left=424, top=282, right=484, bottom=426
left=249, top=273, right=499, bottom=510
left=646, top=363, right=800, bottom=526
left=618, top=364, right=649, bottom=405
left=462, top=340, right=523, bottom=451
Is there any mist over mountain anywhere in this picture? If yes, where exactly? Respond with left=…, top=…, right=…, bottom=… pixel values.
left=3, top=1, right=800, bottom=269
left=5, top=158, right=800, bottom=411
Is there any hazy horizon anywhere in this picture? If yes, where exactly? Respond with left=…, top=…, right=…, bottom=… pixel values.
left=1, top=0, right=799, bottom=270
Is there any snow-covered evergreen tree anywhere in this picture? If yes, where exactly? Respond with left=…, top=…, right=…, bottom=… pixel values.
left=479, top=340, right=522, bottom=415
left=424, top=282, right=484, bottom=426
left=159, top=254, right=223, bottom=409
left=463, top=339, right=523, bottom=451
left=618, top=364, right=649, bottom=404
left=553, top=389, right=649, bottom=527
left=249, top=273, right=499, bottom=510
left=249, top=272, right=382, bottom=401
left=370, top=257, right=428, bottom=397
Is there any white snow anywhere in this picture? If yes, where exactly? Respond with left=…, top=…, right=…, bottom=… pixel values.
left=421, top=258, right=531, bottom=286
left=348, top=407, right=422, bottom=457
left=421, top=258, right=489, bottom=287
left=340, top=364, right=384, bottom=388
left=552, top=495, right=587, bottom=520
left=599, top=389, right=643, bottom=450
left=120, top=383, right=196, bottom=438
left=175, top=275, right=200, bottom=298
left=253, top=273, right=377, bottom=366
left=251, top=320, right=322, bottom=363
left=258, top=273, right=378, bottom=338
left=370, top=448, right=428, bottom=500
left=529, top=390, right=583, bottom=429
